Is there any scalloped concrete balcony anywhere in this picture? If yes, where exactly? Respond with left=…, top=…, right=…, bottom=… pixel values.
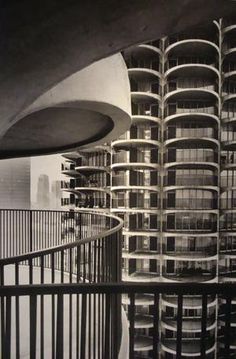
left=0, top=54, right=131, bottom=158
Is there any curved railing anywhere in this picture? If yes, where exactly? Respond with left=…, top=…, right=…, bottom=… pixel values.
left=0, top=209, right=123, bottom=359
left=1, top=209, right=236, bottom=358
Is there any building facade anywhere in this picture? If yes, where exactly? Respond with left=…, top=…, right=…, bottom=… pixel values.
left=61, top=18, right=236, bottom=358
left=0, top=158, right=31, bottom=209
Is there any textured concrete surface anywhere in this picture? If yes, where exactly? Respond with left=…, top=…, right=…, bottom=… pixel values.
left=0, top=54, right=131, bottom=157
left=0, top=1, right=236, bottom=157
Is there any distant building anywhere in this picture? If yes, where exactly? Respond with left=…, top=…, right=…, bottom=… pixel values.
left=50, top=180, right=61, bottom=209
left=0, top=158, right=30, bottom=209
left=36, top=174, right=50, bottom=209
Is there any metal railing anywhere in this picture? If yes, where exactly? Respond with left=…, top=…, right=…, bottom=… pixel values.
left=1, top=210, right=236, bottom=358
left=1, top=282, right=236, bottom=358
left=0, top=209, right=123, bottom=359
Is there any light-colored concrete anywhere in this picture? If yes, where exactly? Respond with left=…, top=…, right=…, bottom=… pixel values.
left=0, top=54, right=131, bottom=157
left=0, top=1, right=236, bottom=157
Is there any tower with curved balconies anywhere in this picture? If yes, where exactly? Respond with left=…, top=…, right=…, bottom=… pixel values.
left=219, top=17, right=236, bottom=357
left=62, top=18, right=236, bottom=358
left=61, top=146, right=111, bottom=212
left=162, top=22, right=220, bottom=359
left=111, top=41, right=162, bottom=354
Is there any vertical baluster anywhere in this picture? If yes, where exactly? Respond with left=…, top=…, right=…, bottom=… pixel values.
left=129, top=293, right=135, bottom=359
left=5, top=296, right=11, bottom=359
left=61, top=250, right=64, bottom=283
left=51, top=253, right=55, bottom=359
left=98, top=241, right=101, bottom=283
left=88, top=242, right=91, bottom=282
left=30, top=295, right=37, bottom=359
left=102, top=240, right=105, bottom=282
left=83, top=244, right=86, bottom=282
left=29, top=210, right=33, bottom=253
left=176, top=294, right=183, bottom=359
left=94, top=240, right=97, bottom=282
left=76, top=245, right=80, bottom=359
left=88, top=243, right=91, bottom=359
left=88, top=293, right=91, bottom=359
left=102, top=294, right=105, bottom=356
left=69, top=248, right=72, bottom=359
left=40, top=256, right=44, bottom=359
left=224, top=296, right=232, bottom=358
left=56, top=294, right=64, bottom=359
left=104, top=293, right=111, bottom=359
left=93, top=293, right=96, bottom=359
left=15, top=263, right=20, bottom=359
left=201, top=294, right=208, bottom=358
left=76, top=292, right=80, bottom=359
left=29, top=258, right=33, bottom=284
left=153, top=293, right=159, bottom=357
left=0, top=266, right=5, bottom=358
left=98, top=293, right=101, bottom=359
left=80, top=294, right=87, bottom=359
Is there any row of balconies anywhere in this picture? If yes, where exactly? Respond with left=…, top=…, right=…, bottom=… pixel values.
left=117, top=213, right=217, bottom=233
left=123, top=246, right=217, bottom=258
left=112, top=198, right=218, bottom=210
left=112, top=175, right=216, bottom=187
left=131, top=101, right=218, bottom=119
left=123, top=268, right=217, bottom=283
left=112, top=149, right=219, bottom=166
left=62, top=152, right=236, bottom=172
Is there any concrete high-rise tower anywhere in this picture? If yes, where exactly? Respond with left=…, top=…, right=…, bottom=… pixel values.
left=62, top=17, right=236, bottom=358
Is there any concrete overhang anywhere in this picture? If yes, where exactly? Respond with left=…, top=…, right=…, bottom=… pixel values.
left=0, top=54, right=131, bottom=158
left=1, top=0, right=236, bottom=157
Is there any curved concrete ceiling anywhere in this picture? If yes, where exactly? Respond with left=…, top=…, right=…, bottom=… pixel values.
left=0, top=0, right=236, bottom=158
left=0, top=54, right=131, bottom=158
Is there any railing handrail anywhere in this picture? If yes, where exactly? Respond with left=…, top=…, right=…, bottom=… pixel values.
left=0, top=209, right=123, bottom=266
left=1, top=282, right=236, bottom=296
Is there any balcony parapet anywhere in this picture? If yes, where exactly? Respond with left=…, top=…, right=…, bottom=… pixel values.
left=128, top=67, right=161, bottom=81
left=162, top=273, right=217, bottom=283
left=131, top=91, right=161, bottom=103
left=124, top=44, right=162, bottom=60
left=74, top=165, right=109, bottom=173
left=163, top=252, right=217, bottom=261
left=164, top=111, right=219, bottom=124
left=111, top=185, right=159, bottom=192
left=112, top=138, right=160, bottom=149
left=164, top=184, right=218, bottom=192
left=111, top=162, right=159, bottom=170
left=165, top=63, right=219, bottom=79
left=163, top=198, right=217, bottom=210
left=162, top=316, right=216, bottom=332
left=164, top=88, right=219, bottom=102
left=162, top=338, right=216, bottom=356
left=162, top=294, right=217, bottom=309
left=164, top=161, right=219, bottom=171
left=164, top=137, right=219, bottom=149
left=223, top=69, right=236, bottom=79
left=165, top=39, right=219, bottom=56
left=132, top=115, right=160, bottom=125
left=223, top=23, right=236, bottom=34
